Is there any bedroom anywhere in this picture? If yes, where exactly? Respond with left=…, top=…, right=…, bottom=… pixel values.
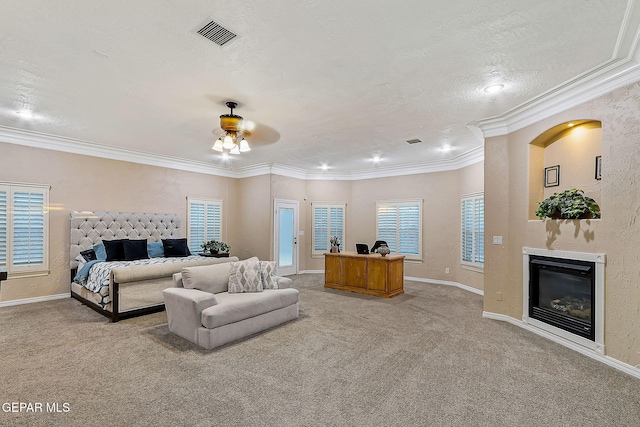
left=2, top=1, right=640, bottom=425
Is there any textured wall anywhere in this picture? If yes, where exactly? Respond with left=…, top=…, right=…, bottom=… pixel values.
left=484, top=81, right=640, bottom=365
left=0, top=142, right=237, bottom=302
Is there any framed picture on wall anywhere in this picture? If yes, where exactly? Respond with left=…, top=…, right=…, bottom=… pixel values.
left=544, top=165, right=560, bottom=187
left=595, top=155, right=602, bottom=180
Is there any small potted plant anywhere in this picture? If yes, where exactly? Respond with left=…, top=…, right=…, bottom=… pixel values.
left=201, top=239, right=231, bottom=256
left=535, top=188, right=601, bottom=220
left=330, top=236, right=341, bottom=253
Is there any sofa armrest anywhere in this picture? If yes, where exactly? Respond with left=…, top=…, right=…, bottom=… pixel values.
left=162, top=288, right=218, bottom=345
left=275, top=276, right=293, bottom=289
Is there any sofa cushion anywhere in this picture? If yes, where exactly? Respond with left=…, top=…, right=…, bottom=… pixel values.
left=181, top=263, right=232, bottom=294
left=228, top=259, right=262, bottom=293
left=201, top=288, right=299, bottom=329
left=259, top=261, right=278, bottom=289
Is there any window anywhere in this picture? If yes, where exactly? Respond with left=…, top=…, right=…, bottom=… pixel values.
left=187, top=198, right=222, bottom=254
left=312, top=203, right=345, bottom=256
left=0, top=182, right=49, bottom=274
left=376, top=199, right=422, bottom=261
left=461, top=193, right=484, bottom=269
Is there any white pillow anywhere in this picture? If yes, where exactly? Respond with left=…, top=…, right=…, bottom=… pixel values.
left=181, top=263, right=232, bottom=294
left=259, top=261, right=278, bottom=289
left=228, top=260, right=263, bottom=293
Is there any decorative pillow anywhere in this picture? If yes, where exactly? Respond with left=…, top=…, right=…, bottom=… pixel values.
left=228, top=260, right=263, bottom=293
left=259, top=261, right=278, bottom=289
left=80, top=248, right=97, bottom=262
left=123, top=239, right=149, bottom=261
left=147, top=241, right=164, bottom=258
left=181, top=263, right=232, bottom=294
left=93, top=242, right=107, bottom=261
left=103, top=239, right=127, bottom=262
left=162, top=238, right=191, bottom=257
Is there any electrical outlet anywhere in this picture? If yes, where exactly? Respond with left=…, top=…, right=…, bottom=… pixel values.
left=496, top=292, right=503, bottom=301
left=493, top=236, right=503, bottom=245
left=445, top=268, right=450, bottom=274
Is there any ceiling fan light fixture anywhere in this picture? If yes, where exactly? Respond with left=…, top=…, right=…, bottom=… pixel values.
left=222, top=134, right=235, bottom=149
left=212, top=139, right=224, bottom=152
left=215, top=101, right=251, bottom=155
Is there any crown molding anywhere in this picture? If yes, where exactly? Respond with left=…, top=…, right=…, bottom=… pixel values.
left=232, top=146, right=484, bottom=181
left=0, top=125, right=237, bottom=177
left=470, top=0, right=640, bottom=138
left=0, top=125, right=483, bottom=181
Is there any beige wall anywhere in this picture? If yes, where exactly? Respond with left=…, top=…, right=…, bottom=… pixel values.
left=1, top=139, right=485, bottom=303
left=484, top=81, right=640, bottom=366
left=0, top=141, right=238, bottom=302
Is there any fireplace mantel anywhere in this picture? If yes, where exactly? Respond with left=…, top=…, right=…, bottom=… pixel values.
left=522, top=247, right=605, bottom=354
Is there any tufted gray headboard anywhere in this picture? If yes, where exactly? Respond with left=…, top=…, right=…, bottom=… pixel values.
left=70, top=211, right=182, bottom=269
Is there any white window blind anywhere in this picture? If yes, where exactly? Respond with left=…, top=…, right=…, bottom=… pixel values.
left=461, top=193, right=484, bottom=268
left=187, top=198, right=222, bottom=254
left=312, top=203, right=345, bottom=255
left=376, top=199, right=422, bottom=261
left=0, top=183, right=49, bottom=274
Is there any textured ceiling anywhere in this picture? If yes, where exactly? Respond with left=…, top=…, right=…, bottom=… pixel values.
left=0, top=1, right=634, bottom=175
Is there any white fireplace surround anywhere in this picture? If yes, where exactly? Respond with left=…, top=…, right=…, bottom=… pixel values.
left=522, top=247, right=605, bottom=355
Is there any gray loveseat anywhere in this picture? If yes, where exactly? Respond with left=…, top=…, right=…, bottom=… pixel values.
left=162, top=259, right=299, bottom=349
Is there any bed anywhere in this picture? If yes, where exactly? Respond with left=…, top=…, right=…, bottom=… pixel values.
left=70, top=211, right=237, bottom=322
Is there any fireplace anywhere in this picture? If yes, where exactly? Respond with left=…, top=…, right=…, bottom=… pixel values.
left=522, top=248, right=605, bottom=354
left=529, top=256, right=594, bottom=340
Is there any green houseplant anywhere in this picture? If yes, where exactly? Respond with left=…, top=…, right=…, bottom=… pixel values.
left=201, top=239, right=231, bottom=254
left=535, top=188, right=601, bottom=219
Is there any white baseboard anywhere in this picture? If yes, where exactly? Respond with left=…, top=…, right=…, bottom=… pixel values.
left=482, top=311, right=640, bottom=380
left=405, top=276, right=484, bottom=296
left=298, top=270, right=324, bottom=274
left=0, top=293, right=69, bottom=308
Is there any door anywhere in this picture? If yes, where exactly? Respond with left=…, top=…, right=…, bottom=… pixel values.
left=274, top=199, right=299, bottom=276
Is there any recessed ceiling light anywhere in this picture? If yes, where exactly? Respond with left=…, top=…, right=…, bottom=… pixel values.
left=221, top=152, right=229, bottom=160
left=484, top=84, right=504, bottom=94
left=441, top=144, right=452, bottom=152
left=372, top=155, right=381, bottom=163
left=321, top=164, right=328, bottom=171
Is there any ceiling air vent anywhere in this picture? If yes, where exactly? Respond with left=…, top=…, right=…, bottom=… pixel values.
left=406, top=139, right=422, bottom=144
left=196, top=19, right=238, bottom=46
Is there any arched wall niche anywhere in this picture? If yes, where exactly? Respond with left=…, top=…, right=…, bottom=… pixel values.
left=528, top=120, right=602, bottom=219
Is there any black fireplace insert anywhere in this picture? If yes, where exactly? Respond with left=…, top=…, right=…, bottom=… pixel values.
left=529, top=255, right=595, bottom=341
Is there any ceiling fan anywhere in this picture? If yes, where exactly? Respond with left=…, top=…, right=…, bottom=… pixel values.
left=212, top=101, right=251, bottom=154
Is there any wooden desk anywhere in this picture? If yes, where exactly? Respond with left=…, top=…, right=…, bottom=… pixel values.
left=324, top=252, right=404, bottom=298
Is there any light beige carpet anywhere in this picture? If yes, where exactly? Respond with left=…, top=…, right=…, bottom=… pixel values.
left=1, top=274, right=639, bottom=427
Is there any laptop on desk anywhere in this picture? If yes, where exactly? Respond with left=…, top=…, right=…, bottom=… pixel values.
left=355, top=243, right=369, bottom=254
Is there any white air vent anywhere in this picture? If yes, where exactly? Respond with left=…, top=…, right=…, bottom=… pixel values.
left=196, top=19, right=238, bottom=46
left=406, top=139, right=422, bottom=144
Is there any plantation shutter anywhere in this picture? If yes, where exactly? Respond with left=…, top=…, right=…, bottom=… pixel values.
left=12, top=191, right=45, bottom=266
left=187, top=198, right=223, bottom=254
left=376, top=199, right=422, bottom=260
left=0, top=183, right=49, bottom=274
left=312, top=203, right=345, bottom=255
left=0, top=189, right=6, bottom=269
left=461, top=194, right=484, bottom=267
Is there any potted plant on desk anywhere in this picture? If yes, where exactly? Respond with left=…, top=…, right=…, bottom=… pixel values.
left=201, top=239, right=231, bottom=257
left=330, top=236, right=341, bottom=253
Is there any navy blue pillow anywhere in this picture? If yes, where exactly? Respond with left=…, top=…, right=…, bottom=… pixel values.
left=123, top=239, right=149, bottom=261
left=162, top=238, right=191, bottom=257
left=80, top=249, right=97, bottom=262
left=103, top=239, right=127, bottom=262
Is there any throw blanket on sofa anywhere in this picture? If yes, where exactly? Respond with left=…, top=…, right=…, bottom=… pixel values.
left=75, top=256, right=206, bottom=307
